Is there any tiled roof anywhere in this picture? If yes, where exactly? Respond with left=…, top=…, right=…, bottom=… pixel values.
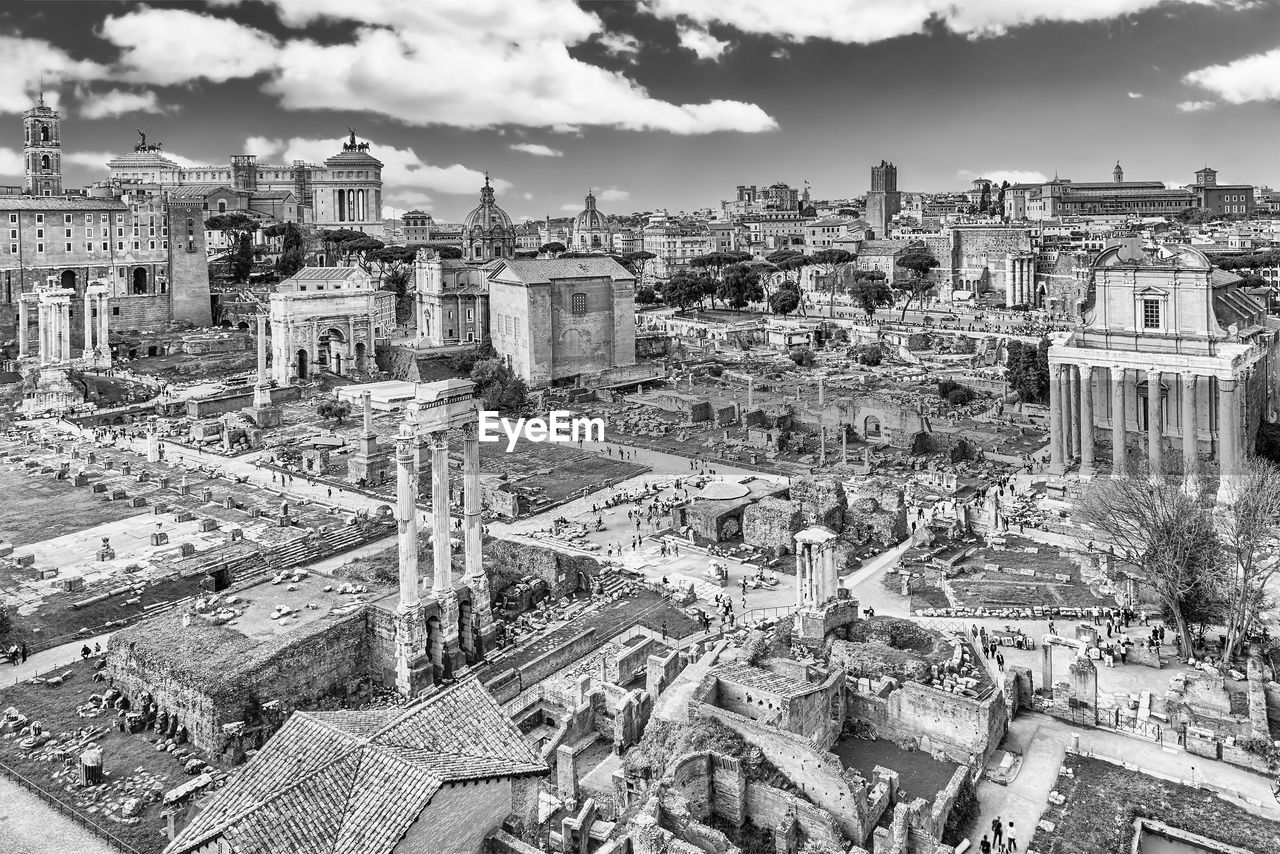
left=0, top=196, right=127, bottom=211
left=285, top=267, right=366, bottom=281
left=166, top=678, right=546, bottom=854
left=492, top=256, right=634, bottom=285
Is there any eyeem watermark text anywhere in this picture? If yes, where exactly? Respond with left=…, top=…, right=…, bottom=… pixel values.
left=478, top=410, right=605, bottom=452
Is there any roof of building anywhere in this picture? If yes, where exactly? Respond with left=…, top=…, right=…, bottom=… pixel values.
left=573, top=191, right=609, bottom=233
left=463, top=177, right=513, bottom=234
left=107, top=150, right=181, bottom=169
left=0, top=195, right=127, bottom=211
left=324, top=149, right=384, bottom=167
left=280, top=267, right=370, bottom=283
left=166, top=678, right=546, bottom=854
left=491, top=256, right=635, bottom=285
left=715, top=663, right=824, bottom=699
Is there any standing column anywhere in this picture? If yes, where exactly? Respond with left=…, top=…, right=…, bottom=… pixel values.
left=37, top=303, right=47, bottom=364
left=1068, top=365, right=1081, bottom=459
left=1048, top=364, right=1065, bottom=473
left=98, top=294, right=109, bottom=357
left=430, top=430, right=452, bottom=595
left=83, top=291, right=94, bottom=355
left=462, top=423, right=483, bottom=582
left=1181, top=374, right=1199, bottom=489
left=794, top=547, right=807, bottom=608
left=1058, top=365, right=1074, bottom=461
left=395, top=428, right=420, bottom=610
left=1004, top=256, right=1015, bottom=307
left=1079, top=365, right=1095, bottom=475
left=256, top=313, right=268, bottom=385
left=17, top=298, right=28, bottom=358
left=1218, top=377, right=1240, bottom=503
left=1111, top=367, right=1127, bottom=476
left=61, top=302, right=72, bottom=361
left=1147, top=368, right=1163, bottom=477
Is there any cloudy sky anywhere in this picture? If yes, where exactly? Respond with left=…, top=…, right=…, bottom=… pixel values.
left=1, top=0, right=1277, bottom=222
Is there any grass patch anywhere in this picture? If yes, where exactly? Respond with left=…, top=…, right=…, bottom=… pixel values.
left=1030, top=753, right=1280, bottom=854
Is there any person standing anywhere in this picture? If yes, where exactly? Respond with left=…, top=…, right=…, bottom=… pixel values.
left=996, top=652, right=1005, bottom=672
left=979, top=835, right=991, bottom=854
left=992, top=817, right=1003, bottom=850
left=1006, top=821, right=1017, bottom=851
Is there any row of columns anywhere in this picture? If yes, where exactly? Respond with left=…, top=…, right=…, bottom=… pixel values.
left=24, top=294, right=73, bottom=364
left=1048, top=362, right=1243, bottom=492
left=795, top=530, right=838, bottom=609
left=335, top=188, right=372, bottom=223
left=82, top=287, right=109, bottom=361
left=394, top=419, right=492, bottom=697
left=1004, top=255, right=1036, bottom=307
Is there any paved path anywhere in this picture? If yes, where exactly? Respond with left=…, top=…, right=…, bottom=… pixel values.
left=0, top=775, right=119, bottom=854
left=1, top=633, right=111, bottom=689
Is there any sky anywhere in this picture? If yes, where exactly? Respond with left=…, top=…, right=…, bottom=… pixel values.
left=0, top=0, right=1277, bottom=223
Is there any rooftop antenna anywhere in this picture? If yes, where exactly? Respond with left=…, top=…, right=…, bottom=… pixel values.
left=38, top=69, right=45, bottom=107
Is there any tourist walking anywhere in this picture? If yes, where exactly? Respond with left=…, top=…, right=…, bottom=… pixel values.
left=995, top=652, right=1005, bottom=672
left=979, top=835, right=991, bottom=854
left=992, top=817, right=1003, bottom=849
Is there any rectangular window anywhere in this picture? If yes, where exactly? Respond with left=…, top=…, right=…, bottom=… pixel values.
left=35, top=214, right=44, bottom=223
left=101, top=242, right=108, bottom=251
left=8, top=214, right=15, bottom=223
left=64, top=214, right=72, bottom=224
left=571, top=293, right=587, bottom=314
left=64, top=228, right=71, bottom=238
left=8, top=244, right=15, bottom=254
left=112, top=307, right=120, bottom=316
left=1142, top=299, right=1161, bottom=329
left=65, top=242, right=72, bottom=252
left=7, top=230, right=13, bottom=239
left=36, top=243, right=44, bottom=253
left=36, top=228, right=43, bottom=238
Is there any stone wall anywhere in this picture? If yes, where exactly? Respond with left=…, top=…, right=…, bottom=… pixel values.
left=848, top=680, right=1005, bottom=766
left=486, top=537, right=598, bottom=600
left=745, top=781, right=844, bottom=851
left=398, top=777, right=512, bottom=854
left=613, top=636, right=661, bottom=685
left=790, top=477, right=847, bottom=532
left=108, top=293, right=173, bottom=334
left=742, top=497, right=804, bottom=555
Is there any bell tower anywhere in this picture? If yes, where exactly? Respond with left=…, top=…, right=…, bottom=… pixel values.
left=24, top=92, right=62, bottom=196
left=1112, top=161, right=1124, bottom=184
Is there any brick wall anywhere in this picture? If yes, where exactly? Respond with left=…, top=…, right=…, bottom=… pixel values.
left=849, top=681, right=1006, bottom=766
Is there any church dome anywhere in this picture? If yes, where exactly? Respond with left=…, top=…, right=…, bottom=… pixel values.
left=463, top=176, right=512, bottom=233
left=573, top=191, right=608, bottom=232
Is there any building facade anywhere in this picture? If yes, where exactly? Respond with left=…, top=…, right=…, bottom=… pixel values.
left=106, top=131, right=384, bottom=235
left=23, top=96, right=61, bottom=197
left=413, top=250, right=491, bottom=347
left=1046, top=242, right=1279, bottom=501
left=402, top=210, right=435, bottom=245
left=1189, top=167, right=1255, bottom=217
left=269, top=267, right=390, bottom=383
left=487, top=257, right=636, bottom=387
left=460, top=176, right=516, bottom=264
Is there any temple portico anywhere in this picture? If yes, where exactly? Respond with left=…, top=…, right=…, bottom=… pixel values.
left=1045, top=242, right=1279, bottom=503
left=390, top=378, right=495, bottom=699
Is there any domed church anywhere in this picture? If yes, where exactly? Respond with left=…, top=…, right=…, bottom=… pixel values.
left=462, top=174, right=515, bottom=263
left=570, top=190, right=613, bottom=253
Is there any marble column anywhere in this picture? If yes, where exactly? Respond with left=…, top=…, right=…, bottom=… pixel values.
left=1181, top=374, right=1199, bottom=489
left=1218, top=377, right=1239, bottom=503
left=97, top=294, right=108, bottom=356
left=1069, top=365, right=1081, bottom=459
left=1111, top=367, right=1127, bottom=476
left=430, top=430, right=452, bottom=595
left=1059, top=365, right=1074, bottom=462
left=1147, top=368, right=1163, bottom=477
left=82, top=291, right=94, bottom=356
left=462, top=423, right=483, bottom=583
left=61, top=303, right=71, bottom=361
left=18, top=299, right=28, bottom=358
left=396, top=429, right=420, bottom=610
left=37, top=303, right=46, bottom=364
left=1048, top=364, right=1065, bottom=473
left=1004, top=256, right=1015, bottom=307
left=256, top=313, right=268, bottom=386
left=1079, top=365, right=1095, bottom=475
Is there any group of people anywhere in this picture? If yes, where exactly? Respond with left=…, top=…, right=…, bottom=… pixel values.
left=5, top=642, right=29, bottom=666
left=978, top=816, right=1018, bottom=852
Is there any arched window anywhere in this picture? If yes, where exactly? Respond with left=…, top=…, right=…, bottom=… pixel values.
left=40, top=154, right=50, bottom=170
left=571, top=293, right=587, bottom=315
left=40, top=125, right=49, bottom=142
left=217, top=200, right=227, bottom=213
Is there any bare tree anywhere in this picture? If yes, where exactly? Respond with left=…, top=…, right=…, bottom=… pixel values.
left=1076, top=470, right=1220, bottom=657
left=1215, top=457, right=1280, bottom=663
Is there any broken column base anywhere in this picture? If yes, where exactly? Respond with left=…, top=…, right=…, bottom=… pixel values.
left=244, top=404, right=283, bottom=429
left=394, top=604, right=434, bottom=700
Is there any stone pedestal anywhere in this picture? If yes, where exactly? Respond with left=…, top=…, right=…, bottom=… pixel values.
left=147, top=433, right=161, bottom=463
left=433, top=589, right=465, bottom=681
left=393, top=604, right=433, bottom=698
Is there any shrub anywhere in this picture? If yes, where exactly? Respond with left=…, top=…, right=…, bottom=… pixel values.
left=856, top=345, right=883, bottom=366
left=789, top=348, right=816, bottom=367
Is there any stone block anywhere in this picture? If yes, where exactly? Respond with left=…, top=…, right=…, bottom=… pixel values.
left=179, top=543, right=197, bottom=557
left=222, top=497, right=236, bottom=510
left=137, top=471, right=150, bottom=482
left=151, top=532, right=170, bottom=546
left=121, top=463, right=131, bottom=476
left=153, top=503, right=168, bottom=515
left=61, top=575, right=84, bottom=593
left=176, top=511, right=195, bottom=523
left=131, top=497, right=147, bottom=508
left=16, top=553, right=35, bottom=567
left=72, top=474, right=89, bottom=487
left=110, top=489, right=127, bottom=501
left=39, top=566, right=58, bottom=580
left=0, top=542, right=12, bottom=558
left=200, top=488, right=213, bottom=503
left=158, top=476, right=170, bottom=489
left=228, top=528, right=244, bottom=542
left=198, top=519, right=219, bottom=532
left=92, top=483, right=108, bottom=494
left=103, top=459, right=114, bottom=470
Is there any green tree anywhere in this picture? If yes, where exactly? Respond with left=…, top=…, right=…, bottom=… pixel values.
left=318, top=228, right=366, bottom=261
left=847, top=271, right=892, bottom=318
left=775, top=254, right=813, bottom=315
left=996, top=180, right=1009, bottom=219
left=1004, top=338, right=1051, bottom=403
left=894, top=251, right=940, bottom=320
left=470, top=358, right=527, bottom=414
left=769, top=286, right=800, bottom=316
left=207, top=213, right=259, bottom=282
left=856, top=344, right=882, bottom=366
left=622, top=250, right=656, bottom=281
left=662, top=274, right=712, bottom=310
left=539, top=241, right=566, bottom=256
left=0, top=601, right=11, bottom=636
left=690, top=251, right=751, bottom=306
left=274, top=222, right=307, bottom=278
left=635, top=285, right=657, bottom=305
left=978, top=182, right=991, bottom=213
left=316, top=399, right=351, bottom=425
left=343, top=236, right=387, bottom=273
left=718, top=263, right=764, bottom=311
left=789, top=347, right=816, bottom=367
left=810, top=248, right=855, bottom=317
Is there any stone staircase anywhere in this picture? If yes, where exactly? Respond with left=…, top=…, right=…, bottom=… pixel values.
left=264, top=522, right=393, bottom=572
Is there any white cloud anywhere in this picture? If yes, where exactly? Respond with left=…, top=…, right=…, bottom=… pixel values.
left=598, top=31, right=640, bottom=61
left=595, top=187, right=630, bottom=202
left=510, top=143, right=564, bottom=157
left=770, top=48, right=790, bottom=60
left=78, top=88, right=169, bottom=120
left=0, top=35, right=105, bottom=114
left=99, top=8, right=280, bottom=85
left=0, top=147, right=23, bottom=178
left=1183, top=47, right=1280, bottom=105
left=1127, top=91, right=1143, bottom=99
left=522, top=192, right=534, bottom=200
left=677, top=24, right=730, bottom=60
left=644, top=0, right=1249, bottom=45
left=246, top=135, right=509, bottom=195
left=559, top=203, right=581, bottom=212
left=957, top=169, right=1048, bottom=185
left=1176, top=100, right=1217, bottom=112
